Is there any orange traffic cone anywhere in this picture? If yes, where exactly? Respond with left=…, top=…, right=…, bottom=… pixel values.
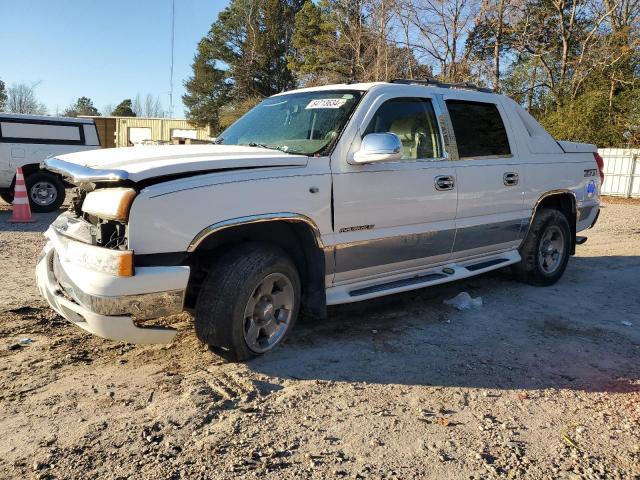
left=10, top=167, right=35, bottom=223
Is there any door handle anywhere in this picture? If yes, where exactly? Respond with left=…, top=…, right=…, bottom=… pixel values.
left=434, top=175, right=455, bottom=191
left=503, top=172, right=519, bottom=186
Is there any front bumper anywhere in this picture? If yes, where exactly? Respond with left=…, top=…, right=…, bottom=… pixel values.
left=36, top=234, right=190, bottom=344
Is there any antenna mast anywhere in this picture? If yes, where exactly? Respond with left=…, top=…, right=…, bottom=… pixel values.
left=169, top=0, right=175, bottom=117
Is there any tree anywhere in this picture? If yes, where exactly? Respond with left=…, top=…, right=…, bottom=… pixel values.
left=63, top=96, right=100, bottom=117
left=132, top=93, right=166, bottom=117
left=466, top=0, right=515, bottom=90
left=111, top=99, right=136, bottom=117
left=289, top=0, right=346, bottom=84
left=183, top=40, right=232, bottom=129
left=6, top=82, right=47, bottom=115
left=394, top=0, right=477, bottom=82
left=183, top=0, right=303, bottom=130
left=102, top=104, right=114, bottom=116
left=290, top=0, right=420, bottom=85
left=184, top=0, right=640, bottom=146
left=0, top=79, right=7, bottom=111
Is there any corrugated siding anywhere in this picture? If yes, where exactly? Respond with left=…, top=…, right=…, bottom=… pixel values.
left=92, top=117, right=117, bottom=148
left=115, top=118, right=210, bottom=147
left=599, top=148, right=640, bottom=198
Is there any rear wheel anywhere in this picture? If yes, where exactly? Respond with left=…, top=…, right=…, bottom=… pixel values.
left=512, top=208, right=571, bottom=286
left=25, top=172, right=65, bottom=212
left=194, top=243, right=301, bottom=361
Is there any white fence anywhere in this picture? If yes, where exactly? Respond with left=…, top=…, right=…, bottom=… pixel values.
left=598, top=148, right=640, bottom=198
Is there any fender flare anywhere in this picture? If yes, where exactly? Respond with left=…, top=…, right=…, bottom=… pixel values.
left=187, top=212, right=325, bottom=252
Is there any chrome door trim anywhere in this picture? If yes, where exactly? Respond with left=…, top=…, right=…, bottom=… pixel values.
left=187, top=213, right=325, bottom=252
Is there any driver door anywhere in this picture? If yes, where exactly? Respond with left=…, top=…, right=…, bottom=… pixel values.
left=330, top=95, right=458, bottom=284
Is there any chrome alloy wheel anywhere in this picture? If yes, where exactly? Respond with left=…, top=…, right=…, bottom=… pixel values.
left=30, top=181, right=58, bottom=206
left=537, top=225, right=565, bottom=275
left=243, top=272, right=295, bottom=353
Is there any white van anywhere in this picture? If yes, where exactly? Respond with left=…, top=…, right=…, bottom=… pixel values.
left=0, top=114, right=101, bottom=212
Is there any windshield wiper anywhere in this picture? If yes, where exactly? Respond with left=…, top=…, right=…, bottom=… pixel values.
left=247, top=142, right=286, bottom=152
left=213, top=137, right=224, bottom=144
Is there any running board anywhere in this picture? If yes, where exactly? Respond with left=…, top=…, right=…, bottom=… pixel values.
left=326, top=251, right=521, bottom=305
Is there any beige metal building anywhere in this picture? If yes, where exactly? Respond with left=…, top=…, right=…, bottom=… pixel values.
left=82, top=116, right=211, bottom=148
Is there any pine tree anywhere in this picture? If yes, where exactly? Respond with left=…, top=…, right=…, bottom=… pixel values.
left=183, top=0, right=303, bottom=131
left=63, top=96, right=100, bottom=117
left=289, top=0, right=345, bottom=84
left=111, top=99, right=136, bottom=117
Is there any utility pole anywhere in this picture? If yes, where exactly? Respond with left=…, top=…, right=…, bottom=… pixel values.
left=169, top=0, right=175, bottom=117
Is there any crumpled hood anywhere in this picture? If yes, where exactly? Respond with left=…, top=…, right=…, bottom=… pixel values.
left=49, top=144, right=308, bottom=183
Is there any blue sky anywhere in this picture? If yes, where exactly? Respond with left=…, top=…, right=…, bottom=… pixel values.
left=0, top=0, right=226, bottom=117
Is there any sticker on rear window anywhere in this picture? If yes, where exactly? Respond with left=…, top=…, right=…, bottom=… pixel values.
left=306, top=98, right=347, bottom=109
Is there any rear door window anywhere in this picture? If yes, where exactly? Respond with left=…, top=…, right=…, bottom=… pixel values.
left=445, top=100, right=510, bottom=158
left=364, top=97, right=442, bottom=160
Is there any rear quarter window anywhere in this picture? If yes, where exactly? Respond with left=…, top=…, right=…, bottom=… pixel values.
left=0, top=120, right=85, bottom=145
left=446, top=100, right=511, bottom=158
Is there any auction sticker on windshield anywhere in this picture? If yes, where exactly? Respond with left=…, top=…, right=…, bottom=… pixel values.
left=306, top=98, right=348, bottom=109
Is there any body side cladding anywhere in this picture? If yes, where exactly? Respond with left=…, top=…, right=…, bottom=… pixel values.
left=187, top=213, right=328, bottom=318
left=523, top=189, right=577, bottom=255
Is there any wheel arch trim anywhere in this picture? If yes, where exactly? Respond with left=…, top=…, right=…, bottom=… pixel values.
left=522, top=189, right=577, bottom=251
left=186, top=213, right=325, bottom=253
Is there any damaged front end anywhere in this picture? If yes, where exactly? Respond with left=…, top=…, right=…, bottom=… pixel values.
left=35, top=158, right=190, bottom=344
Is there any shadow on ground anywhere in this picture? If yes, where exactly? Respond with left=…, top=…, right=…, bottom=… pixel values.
left=0, top=209, right=60, bottom=232
left=248, top=255, right=640, bottom=394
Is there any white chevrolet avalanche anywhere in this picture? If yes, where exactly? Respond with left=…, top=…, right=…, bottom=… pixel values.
left=36, top=80, right=602, bottom=360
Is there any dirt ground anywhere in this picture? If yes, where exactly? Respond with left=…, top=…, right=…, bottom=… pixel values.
left=0, top=197, right=638, bottom=480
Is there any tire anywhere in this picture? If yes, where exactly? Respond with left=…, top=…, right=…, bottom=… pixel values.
left=25, top=172, right=65, bottom=213
left=0, top=192, right=13, bottom=204
left=512, top=208, right=571, bottom=286
left=195, top=243, right=301, bottom=361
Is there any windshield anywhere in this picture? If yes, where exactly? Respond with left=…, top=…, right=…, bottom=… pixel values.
left=217, top=90, right=363, bottom=155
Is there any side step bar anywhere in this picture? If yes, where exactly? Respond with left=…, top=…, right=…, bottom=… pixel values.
left=326, top=251, right=522, bottom=305
left=351, top=273, right=448, bottom=297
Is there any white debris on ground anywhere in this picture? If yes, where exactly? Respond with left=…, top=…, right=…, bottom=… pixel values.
left=443, top=291, right=483, bottom=310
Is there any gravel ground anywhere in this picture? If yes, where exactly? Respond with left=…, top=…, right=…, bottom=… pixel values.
left=0, top=197, right=638, bottom=480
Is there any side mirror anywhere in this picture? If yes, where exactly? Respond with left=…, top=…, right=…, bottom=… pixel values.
left=352, top=133, right=402, bottom=164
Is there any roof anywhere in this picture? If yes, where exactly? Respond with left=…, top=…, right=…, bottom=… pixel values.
left=274, top=82, right=386, bottom=96
left=274, top=80, right=499, bottom=98
left=79, top=115, right=198, bottom=121
left=0, top=112, right=95, bottom=124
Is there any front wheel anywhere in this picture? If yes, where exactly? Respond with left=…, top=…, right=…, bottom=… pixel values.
left=512, top=208, right=571, bottom=286
left=194, top=243, right=301, bottom=361
left=26, top=172, right=65, bottom=212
